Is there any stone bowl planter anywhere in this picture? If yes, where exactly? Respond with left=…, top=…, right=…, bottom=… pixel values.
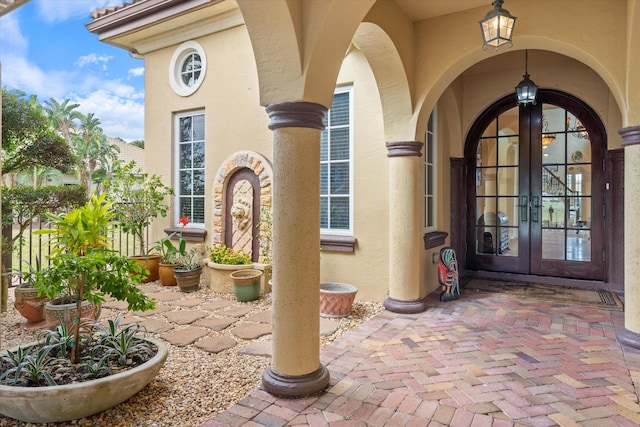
left=204, top=261, right=254, bottom=293
left=0, top=337, right=168, bottom=423
left=319, top=282, right=358, bottom=318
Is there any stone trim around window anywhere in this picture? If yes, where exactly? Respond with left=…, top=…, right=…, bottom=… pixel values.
left=164, top=227, right=207, bottom=242
left=321, top=234, right=357, bottom=252
left=424, top=231, right=448, bottom=249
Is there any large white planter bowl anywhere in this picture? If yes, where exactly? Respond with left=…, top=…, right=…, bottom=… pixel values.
left=0, top=337, right=168, bottom=423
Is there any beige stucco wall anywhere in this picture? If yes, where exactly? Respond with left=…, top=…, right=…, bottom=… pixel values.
left=145, top=24, right=271, bottom=247
left=138, top=0, right=634, bottom=304
left=319, top=48, right=390, bottom=302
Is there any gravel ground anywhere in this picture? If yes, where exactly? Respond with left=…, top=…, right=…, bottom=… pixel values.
left=0, top=284, right=384, bottom=427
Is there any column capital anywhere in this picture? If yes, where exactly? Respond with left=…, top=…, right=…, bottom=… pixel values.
left=266, top=101, right=327, bottom=131
left=386, top=141, right=423, bottom=158
left=619, top=126, right=640, bottom=147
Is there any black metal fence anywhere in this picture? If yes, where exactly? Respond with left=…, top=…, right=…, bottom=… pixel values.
left=2, top=215, right=147, bottom=286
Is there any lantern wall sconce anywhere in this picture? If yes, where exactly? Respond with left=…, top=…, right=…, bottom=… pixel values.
left=479, top=0, right=517, bottom=49
left=515, top=50, right=538, bottom=106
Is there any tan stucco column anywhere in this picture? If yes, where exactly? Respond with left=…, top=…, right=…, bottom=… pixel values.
left=261, top=101, right=330, bottom=397
left=383, top=141, right=425, bottom=313
left=617, top=126, right=640, bottom=349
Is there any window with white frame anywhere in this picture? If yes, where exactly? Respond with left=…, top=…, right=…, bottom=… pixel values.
left=321, top=87, right=352, bottom=233
left=175, top=111, right=205, bottom=225
left=424, top=110, right=437, bottom=230
left=169, top=41, right=207, bottom=97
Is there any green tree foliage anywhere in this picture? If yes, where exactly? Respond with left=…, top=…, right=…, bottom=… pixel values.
left=1, top=88, right=76, bottom=174
left=105, top=162, right=173, bottom=255
left=43, top=97, right=82, bottom=146
left=1, top=186, right=87, bottom=254
left=129, top=139, right=144, bottom=149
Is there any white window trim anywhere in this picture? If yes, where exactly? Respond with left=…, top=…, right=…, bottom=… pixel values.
left=425, top=108, right=437, bottom=232
left=174, top=110, right=205, bottom=228
left=169, top=40, right=207, bottom=97
left=321, top=85, right=354, bottom=236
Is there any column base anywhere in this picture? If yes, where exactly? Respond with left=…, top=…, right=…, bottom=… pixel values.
left=262, top=365, right=330, bottom=398
left=617, top=328, right=640, bottom=352
left=383, top=296, right=427, bottom=314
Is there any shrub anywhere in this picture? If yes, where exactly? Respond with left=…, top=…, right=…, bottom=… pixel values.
left=208, top=244, right=251, bottom=265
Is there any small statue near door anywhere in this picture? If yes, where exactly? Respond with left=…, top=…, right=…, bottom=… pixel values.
left=438, top=247, right=460, bottom=302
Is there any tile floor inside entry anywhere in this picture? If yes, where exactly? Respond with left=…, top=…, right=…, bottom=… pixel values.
left=203, top=290, right=640, bottom=427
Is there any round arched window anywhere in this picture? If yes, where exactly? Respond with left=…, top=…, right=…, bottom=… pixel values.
left=169, top=41, right=206, bottom=96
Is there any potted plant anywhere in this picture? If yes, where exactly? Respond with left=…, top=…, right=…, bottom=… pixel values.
left=105, top=161, right=174, bottom=282
left=205, top=243, right=253, bottom=294
left=0, top=315, right=167, bottom=423
left=34, top=194, right=119, bottom=330
left=13, top=258, right=49, bottom=323
left=230, top=269, right=263, bottom=302
left=173, top=247, right=204, bottom=292
left=1, top=185, right=86, bottom=313
left=153, top=217, right=189, bottom=286
left=34, top=195, right=156, bottom=353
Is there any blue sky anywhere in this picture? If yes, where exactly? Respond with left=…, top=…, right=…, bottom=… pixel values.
left=0, top=0, right=145, bottom=142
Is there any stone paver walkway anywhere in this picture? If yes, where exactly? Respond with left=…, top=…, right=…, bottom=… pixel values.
left=200, top=289, right=640, bottom=426
left=100, top=283, right=341, bottom=357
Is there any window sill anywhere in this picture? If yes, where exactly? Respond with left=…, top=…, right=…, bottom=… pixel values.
left=424, top=231, right=448, bottom=249
left=321, top=234, right=357, bottom=253
left=164, top=227, right=207, bottom=242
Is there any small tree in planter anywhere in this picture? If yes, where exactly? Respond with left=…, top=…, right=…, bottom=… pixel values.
left=33, top=194, right=155, bottom=363
left=104, top=161, right=174, bottom=281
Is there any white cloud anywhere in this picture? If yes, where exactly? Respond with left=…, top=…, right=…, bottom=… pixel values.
left=72, top=89, right=145, bottom=142
left=0, top=13, right=28, bottom=52
left=35, top=0, right=117, bottom=24
left=0, top=0, right=146, bottom=142
left=129, top=67, right=145, bottom=77
left=75, top=53, right=113, bottom=68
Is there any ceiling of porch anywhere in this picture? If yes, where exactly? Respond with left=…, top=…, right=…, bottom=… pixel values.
left=395, top=0, right=490, bottom=21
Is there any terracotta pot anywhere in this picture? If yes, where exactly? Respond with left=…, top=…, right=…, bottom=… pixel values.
left=158, top=263, right=179, bottom=286
left=174, top=266, right=203, bottom=292
left=0, top=337, right=168, bottom=423
left=44, top=297, right=101, bottom=330
left=230, top=269, right=263, bottom=302
left=13, top=284, right=49, bottom=323
left=130, top=254, right=161, bottom=282
left=319, top=282, right=358, bottom=318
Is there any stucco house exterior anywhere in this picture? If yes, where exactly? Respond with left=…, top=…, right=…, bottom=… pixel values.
left=86, top=0, right=640, bottom=397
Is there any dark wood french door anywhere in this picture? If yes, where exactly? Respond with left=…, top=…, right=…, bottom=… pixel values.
left=466, top=90, right=605, bottom=280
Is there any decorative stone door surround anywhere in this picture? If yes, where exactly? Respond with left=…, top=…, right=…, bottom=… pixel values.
left=212, top=151, right=272, bottom=262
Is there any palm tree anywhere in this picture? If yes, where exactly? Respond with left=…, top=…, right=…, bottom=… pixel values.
left=74, top=113, right=113, bottom=195
left=43, top=98, right=82, bottom=146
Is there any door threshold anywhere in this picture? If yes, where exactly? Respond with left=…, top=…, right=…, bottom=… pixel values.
left=462, top=271, right=620, bottom=294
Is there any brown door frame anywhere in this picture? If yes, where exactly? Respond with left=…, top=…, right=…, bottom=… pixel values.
left=463, top=89, right=606, bottom=281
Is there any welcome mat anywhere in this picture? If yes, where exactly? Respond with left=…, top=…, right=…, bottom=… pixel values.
left=464, top=279, right=624, bottom=311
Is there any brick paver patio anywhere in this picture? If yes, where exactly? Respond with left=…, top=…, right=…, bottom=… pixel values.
left=201, top=289, right=640, bottom=426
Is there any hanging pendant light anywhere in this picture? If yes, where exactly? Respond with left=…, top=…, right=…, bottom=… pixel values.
left=515, top=50, right=538, bottom=106
left=479, top=0, right=517, bottom=49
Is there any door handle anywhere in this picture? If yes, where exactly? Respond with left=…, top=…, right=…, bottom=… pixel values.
left=531, top=196, right=541, bottom=222
left=517, top=196, right=528, bottom=222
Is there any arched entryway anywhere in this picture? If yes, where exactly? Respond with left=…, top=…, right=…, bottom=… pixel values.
left=465, top=89, right=606, bottom=281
